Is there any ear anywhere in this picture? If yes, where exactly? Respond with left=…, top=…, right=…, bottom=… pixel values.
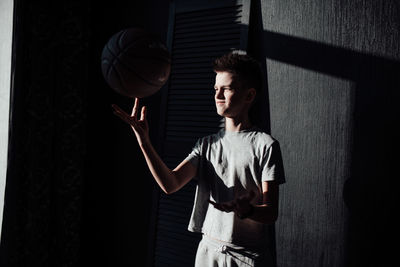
left=245, top=88, right=257, bottom=104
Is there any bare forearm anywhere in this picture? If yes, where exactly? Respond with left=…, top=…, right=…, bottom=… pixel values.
left=247, top=181, right=279, bottom=224
left=245, top=204, right=278, bottom=224
left=112, top=100, right=189, bottom=194
left=209, top=187, right=279, bottom=224
left=139, top=141, right=178, bottom=194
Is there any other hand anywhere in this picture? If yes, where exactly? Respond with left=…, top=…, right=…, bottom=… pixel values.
left=208, top=190, right=255, bottom=217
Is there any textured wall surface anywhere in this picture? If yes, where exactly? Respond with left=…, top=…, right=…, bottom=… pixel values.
left=260, top=0, right=399, bottom=266
left=268, top=63, right=353, bottom=266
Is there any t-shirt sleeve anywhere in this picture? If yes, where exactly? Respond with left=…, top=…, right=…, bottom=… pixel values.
left=261, top=141, right=286, bottom=184
left=184, top=138, right=202, bottom=167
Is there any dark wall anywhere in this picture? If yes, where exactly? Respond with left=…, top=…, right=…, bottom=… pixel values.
left=257, top=0, right=400, bottom=266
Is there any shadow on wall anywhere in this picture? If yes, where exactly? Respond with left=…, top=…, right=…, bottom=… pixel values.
left=246, top=0, right=400, bottom=264
left=250, top=24, right=400, bottom=267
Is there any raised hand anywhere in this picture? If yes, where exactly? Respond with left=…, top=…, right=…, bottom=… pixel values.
left=112, top=97, right=150, bottom=146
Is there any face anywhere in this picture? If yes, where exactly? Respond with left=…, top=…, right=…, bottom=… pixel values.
left=214, top=71, right=255, bottom=118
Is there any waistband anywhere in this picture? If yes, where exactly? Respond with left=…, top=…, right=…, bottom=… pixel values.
left=201, top=235, right=264, bottom=259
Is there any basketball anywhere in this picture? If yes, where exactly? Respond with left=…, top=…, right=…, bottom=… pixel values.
left=101, top=28, right=171, bottom=98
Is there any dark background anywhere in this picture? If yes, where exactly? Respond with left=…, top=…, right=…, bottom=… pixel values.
left=0, top=1, right=169, bottom=266
left=0, top=0, right=399, bottom=267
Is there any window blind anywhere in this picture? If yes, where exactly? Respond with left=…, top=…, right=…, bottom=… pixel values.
left=152, top=1, right=251, bottom=266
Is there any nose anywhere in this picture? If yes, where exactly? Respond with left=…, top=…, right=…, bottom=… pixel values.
left=215, top=88, right=224, bottom=100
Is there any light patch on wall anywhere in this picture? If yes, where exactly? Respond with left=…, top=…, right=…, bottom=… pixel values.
left=0, top=0, right=13, bottom=240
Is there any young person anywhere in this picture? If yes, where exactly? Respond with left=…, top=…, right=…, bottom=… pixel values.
left=112, top=52, right=285, bottom=266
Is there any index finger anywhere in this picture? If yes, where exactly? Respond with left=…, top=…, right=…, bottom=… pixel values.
left=131, top=97, right=140, bottom=117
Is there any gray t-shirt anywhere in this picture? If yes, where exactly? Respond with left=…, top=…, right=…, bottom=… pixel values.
left=185, top=128, right=285, bottom=248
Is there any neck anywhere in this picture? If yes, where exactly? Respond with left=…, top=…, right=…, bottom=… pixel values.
left=224, top=115, right=253, bottom=132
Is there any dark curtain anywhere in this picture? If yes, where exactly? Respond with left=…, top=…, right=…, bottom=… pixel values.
left=0, top=0, right=169, bottom=266
left=0, top=1, right=89, bottom=266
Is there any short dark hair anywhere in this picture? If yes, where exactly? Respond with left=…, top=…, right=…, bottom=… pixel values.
left=212, top=52, right=262, bottom=93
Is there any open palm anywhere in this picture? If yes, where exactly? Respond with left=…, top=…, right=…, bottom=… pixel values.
left=112, top=97, right=149, bottom=146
